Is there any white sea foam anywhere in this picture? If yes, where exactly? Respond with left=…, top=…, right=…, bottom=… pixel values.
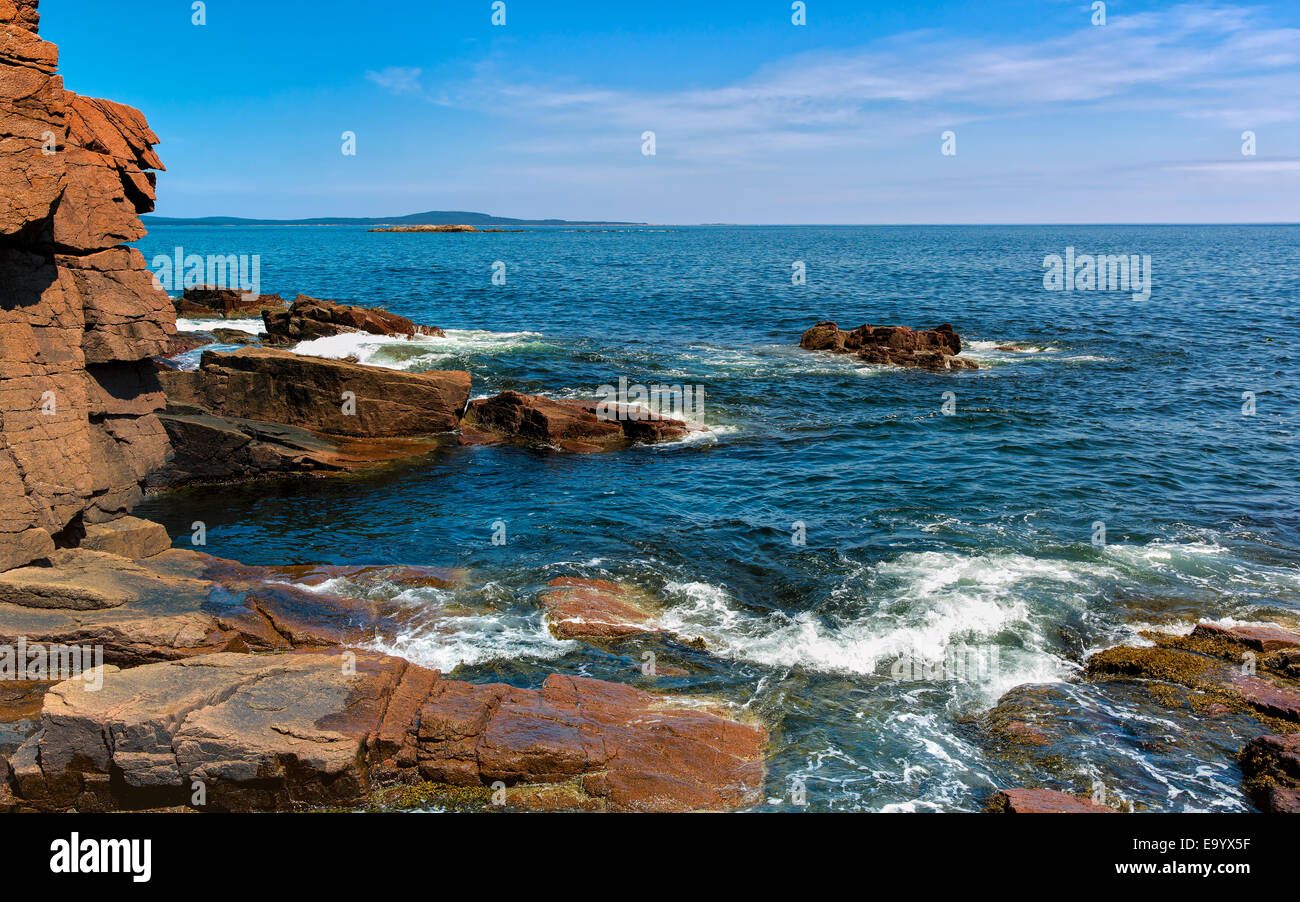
left=175, top=316, right=266, bottom=334
left=290, top=328, right=546, bottom=370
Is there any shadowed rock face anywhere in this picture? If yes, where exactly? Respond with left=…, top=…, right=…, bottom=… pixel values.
left=1, top=0, right=173, bottom=570
left=7, top=651, right=768, bottom=812
left=262, top=294, right=444, bottom=346
left=800, top=320, right=977, bottom=370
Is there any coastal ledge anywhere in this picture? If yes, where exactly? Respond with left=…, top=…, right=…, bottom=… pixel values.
left=3, top=651, right=767, bottom=813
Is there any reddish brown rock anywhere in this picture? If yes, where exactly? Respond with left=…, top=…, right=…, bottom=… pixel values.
left=262, top=294, right=444, bottom=346
left=986, top=788, right=1113, bottom=813
left=0, top=1, right=172, bottom=571
left=1193, top=622, right=1300, bottom=654
left=158, top=346, right=470, bottom=438
left=10, top=652, right=767, bottom=812
left=174, top=286, right=286, bottom=319
left=799, top=320, right=976, bottom=370
left=462, top=390, right=690, bottom=451
left=540, top=577, right=662, bottom=640
left=1240, top=733, right=1300, bottom=814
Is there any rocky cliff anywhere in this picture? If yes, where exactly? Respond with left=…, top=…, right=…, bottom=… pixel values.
left=0, top=0, right=174, bottom=571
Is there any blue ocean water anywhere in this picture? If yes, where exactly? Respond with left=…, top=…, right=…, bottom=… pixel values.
left=136, top=224, right=1300, bottom=811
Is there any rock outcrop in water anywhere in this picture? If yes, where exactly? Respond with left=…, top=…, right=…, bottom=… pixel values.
left=800, top=321, right=977, bottom=370
left=461, top=390, right=691, bottom=452
left=174, top=286, right=285, bottom=319
left=0, top=0, right=173, bottom=570
left=261, top=294, right=444, bottom=346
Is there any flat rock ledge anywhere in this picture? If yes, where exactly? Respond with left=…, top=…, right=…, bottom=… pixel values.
left=3, top=652, right=767, bottom=813
left=986, top=788, right=1113, bottom=813
left=800, top=320, right=977, bottom=370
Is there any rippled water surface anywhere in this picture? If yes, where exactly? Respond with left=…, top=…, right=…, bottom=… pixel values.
left=136, top=224, right=1300, bottom=811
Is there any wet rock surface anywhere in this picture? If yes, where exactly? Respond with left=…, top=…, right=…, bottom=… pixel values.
left=800, top=320, right=977, bottom=370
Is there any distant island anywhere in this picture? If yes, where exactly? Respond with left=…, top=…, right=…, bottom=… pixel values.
left=142, top=210, right=644, bottom=227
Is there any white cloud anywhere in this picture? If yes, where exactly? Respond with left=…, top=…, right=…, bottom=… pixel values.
left=365, top=66, right=425, bottom=97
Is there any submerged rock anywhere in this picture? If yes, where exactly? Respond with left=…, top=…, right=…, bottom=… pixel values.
left=539, top=577, right=664, bottom=640
left=799, top=320, right=977, bottom=370
left=10, top=652, right=767, bottom=812
left=462, top=390, right=691, bottom=451
left=261, top=294, right=444, bottom=346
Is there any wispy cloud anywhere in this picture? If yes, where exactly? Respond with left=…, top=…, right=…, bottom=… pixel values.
left=410, top=3, right=1299, bottom=160
left=366, top=66, right=425, bottom=97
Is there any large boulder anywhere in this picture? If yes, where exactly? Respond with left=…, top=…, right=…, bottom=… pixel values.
left=462, top=390, right=690, bottom=452
left=158, top=346, right=470, bottom=437
left=799, top=320, right=976, bottom=370
left=262, top=294, right=444, bottom=346
left=10, top=651, right=768, bottom=812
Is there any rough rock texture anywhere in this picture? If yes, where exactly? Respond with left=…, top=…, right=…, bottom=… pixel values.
left=462, top=390, right=691, bottom=452
left=1240, top=733, right=1300, bottom=814
left=539, top=577, right=678, bottom=641
left=174, top=286, right=285, bottom=319
left=799, top=320, right=977, bottom=370
left=0, top=1, right=173, bottom=570
left=9, top=651, right=767, bottom=812
left=986, top=788, right=1113, bottom=813
left=0, top=545, right=392, bottom=665
left=159, top=347, right=470, bottom=438
left=262, top=294, right=444, bottom=346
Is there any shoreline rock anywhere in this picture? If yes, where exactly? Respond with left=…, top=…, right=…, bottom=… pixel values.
left=800, top=320, right=977, bottom=370
left=986, top=788, right=1113, bottom=813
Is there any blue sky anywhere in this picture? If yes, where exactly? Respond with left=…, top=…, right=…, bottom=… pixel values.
left=45, top=0, right=1300, bottom=222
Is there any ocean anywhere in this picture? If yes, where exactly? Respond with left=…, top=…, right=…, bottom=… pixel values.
left=136, top=223, right=1300, bottom=811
